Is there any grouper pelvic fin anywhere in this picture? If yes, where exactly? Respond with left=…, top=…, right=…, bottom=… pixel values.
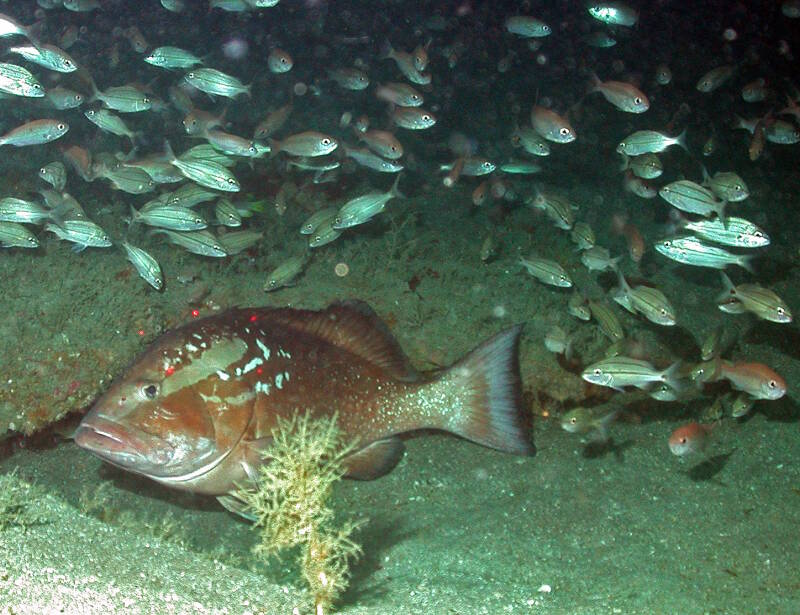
left=268, top=300, right=420, bottom=381
left=343, top=437, right=406, bottom=480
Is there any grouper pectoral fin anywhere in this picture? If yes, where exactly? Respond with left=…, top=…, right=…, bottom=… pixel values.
left=217, top=494, right=256, bottom=521
left=343, top=437, right=406, bottom=480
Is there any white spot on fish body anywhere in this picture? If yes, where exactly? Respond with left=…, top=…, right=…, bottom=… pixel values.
left=192, top=333, right=203, bottom=340
left=255, top=381, right=271, bottom=395
left=242, top=356, right=263, bottom=374
left=256, top=338, right=271, bottom=361
left=185, top=343, right=199, bottom=353
left=216, top=370, right=230, bottom=381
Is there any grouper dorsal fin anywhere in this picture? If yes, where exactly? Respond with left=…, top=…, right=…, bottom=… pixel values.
left=270, top=300, right=420, bottom=381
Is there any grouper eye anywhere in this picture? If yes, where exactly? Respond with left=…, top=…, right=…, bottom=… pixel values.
left=143, top=383, right=159, bottom=399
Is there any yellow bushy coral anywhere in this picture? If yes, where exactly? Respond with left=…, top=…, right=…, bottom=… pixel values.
left=233, top=411, right=365, bottom=614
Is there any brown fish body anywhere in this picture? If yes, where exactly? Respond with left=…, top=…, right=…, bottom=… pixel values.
left=76, top=302, right=533, bottom=503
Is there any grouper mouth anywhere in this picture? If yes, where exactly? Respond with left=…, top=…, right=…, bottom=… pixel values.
left=74, top=415, right=173, bottom=474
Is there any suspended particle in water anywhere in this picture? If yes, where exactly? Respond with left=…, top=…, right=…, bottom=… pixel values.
left=334, top=262, right=350, bottom=277
left=723, top=28, right=738, bottom=41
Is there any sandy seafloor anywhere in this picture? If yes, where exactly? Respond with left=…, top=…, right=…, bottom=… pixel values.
left=1, top=151, right=799, bottom=614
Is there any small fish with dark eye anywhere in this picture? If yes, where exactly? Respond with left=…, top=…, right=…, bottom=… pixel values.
left=561, top=407, right=620, bottom=441
left=45, top=219, right=112, bottom=251
left=121, top=242, right=163, bottom=291
left=705, top=171, right=749, bottom=202
left=183, top=68, right=251, bottom=99
left=271, top=131, right=338, bottom=157
left=0, top=119, right=69, bottom=147
left=0, top=62, right=44, bottom=97
left=0, top=221, right=39, bottom=248
left=144, top=46, right=203, bottom=70
left=587, top=1, right=639, bottom=26
left=264, top=254, right=309, bottom=291
left=39, top=161, right=67, bottom=190
left=531, top=106, right=576, bottom=143
left=519, top=255, right=572, bottom=288
left=716, top=273, right=792, bottom=323
left=582, top=356, right=682, bottom=392
left=504, top=15, right=551, bottom=38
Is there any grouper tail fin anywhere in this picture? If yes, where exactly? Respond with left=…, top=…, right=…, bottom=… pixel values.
left=433, top=324, right=535, bottom=456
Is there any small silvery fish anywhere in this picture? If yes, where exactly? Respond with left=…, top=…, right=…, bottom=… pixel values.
left=101, top=166, right=155, bottom=194
left=121, top=241, right=163, bottom=290
left=300, top=207, right=338, bottom=235
left=500, top=161, right=542, bottom=174
left=529, top=190, right=575, bottom=230
left=84, top=109, right=137, bottom=142
left=587, top=1, right=638, bottom=26
left=308, top=215, right=342, bottom=248
left=588, top=300, right=624, bottom=341
left=46, top=86, right=84, bottom=109
left=205, top=129, right=259, bottom=157
left=679, top=216, right=769, bottom=248
left=505, top=15, right=551, bottom=37
left=512, top=126, right=550, bottom=156
left=180, top=144, right=235, bottom=167
left=659, top=180, right=725, bottom=220
left=705, top=171, right=749, bottom=202
left=329, top=67, right=369, bottom=90
left=519, top=255, right=572, bottom=287
left=343, top=146, right=402, bottom=173
left=94, top=85, right=152, bottom=113
left=589, top=74, right=649, bottom=113
left=621, top=152, right=662, bottom=179
left=391, top=107, right=436, bottom=130
left=655, top=236, right=754, bottom=271
left=580, top=246, right=621, bottom=272
left=440, top=157, right=496, bottom=176
left=570, top=222, right=596, bottom=250
left=696, top=65, right=735, bottom=92
left=267, top=48, right=293, bottom=73
left=0, top=13, right=33, bottom=38
left=582, top=357, right=680, bottom=392
left=167, top=143, right=240, bottom=192
left=152, top=228, right=228, bottom=257
left=613, top=271, right=677, bottom=326
left=215, top=198, right=242, bottom=227
left=264, top=254, right=308, bottom=291
left=39, top=161, right=67, bottom=190
left=219, top=229, right=263, bottom=255
left=569, top=293, right=591, bottom=321
left=333, top=176, right=402, bottom=230
left=131, top=205, right=207, bottom=231
left=531, top=106, right=576, bottom=143
left=0, top=119, right=69, bottom=147
left=271, top=131, right=338, bottom=157
left=616, top=130, right=686, bottom=155
left=184, top=68, right=251, bottom=98
left=0, top=221, right=39, bottom=248
left=0, top=63, right=44, bottom=97
left=717, top=272, right=792, bottom=323
left=0, top=197, right=53, bottom=224
left=164, top=183, right=219, bottom=208
left=144, top=46, right=203, bottom=69
left=8, top=44, right=78, bottom=72
left=561, top=406, right=619, bottom=440
left=46, top=219, right=112, bottom=250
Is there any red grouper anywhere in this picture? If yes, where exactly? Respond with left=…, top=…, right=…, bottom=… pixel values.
left=75, top=301, right=534, bottom=516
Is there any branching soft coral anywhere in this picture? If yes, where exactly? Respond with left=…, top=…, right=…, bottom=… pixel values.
left=233, top=411, right=365, bottom=614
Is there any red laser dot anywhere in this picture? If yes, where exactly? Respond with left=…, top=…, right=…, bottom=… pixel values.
left=249, top=314, right=258, bottom=323
left=191, top=309, right=200, bottom=318
left=256, top=367, right=263, bottom=375
left=137, top=329, right=145, bottom=336
left=165, top=366, right=175, bottom=376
